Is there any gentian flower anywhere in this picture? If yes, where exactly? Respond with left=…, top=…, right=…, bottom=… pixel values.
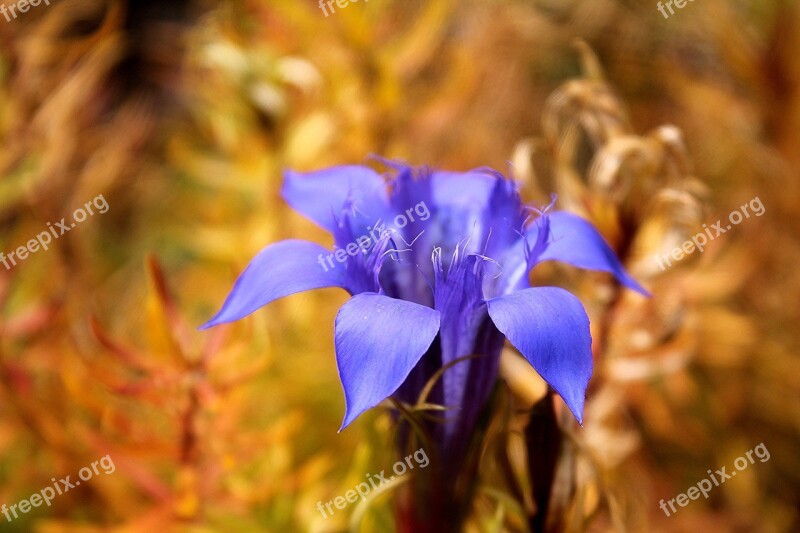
left=200, top=161, right=647, bottom=474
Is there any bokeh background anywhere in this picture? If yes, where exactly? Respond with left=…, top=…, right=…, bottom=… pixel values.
left=0, top=0, right=798, bottom=531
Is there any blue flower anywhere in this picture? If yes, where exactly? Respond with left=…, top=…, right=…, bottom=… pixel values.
left=200, top=162, right=647, bottom=437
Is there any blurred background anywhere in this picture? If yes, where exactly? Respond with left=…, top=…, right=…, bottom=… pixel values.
left=0, top=0, right=798, bottom=531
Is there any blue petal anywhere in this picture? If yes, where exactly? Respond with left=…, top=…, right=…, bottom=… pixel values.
left=487, top=287, right=593, bottom=424
left=335, top=293, right=441, bottom=430
left=431, top=170, right=498, bottom=208
left=282, top=165, right=389, bottom=232
left=429, top=170, right=499, bottom=254
left=534, top=211, right=649, bottom=296
left=200, top=240, right=345, bottom=329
